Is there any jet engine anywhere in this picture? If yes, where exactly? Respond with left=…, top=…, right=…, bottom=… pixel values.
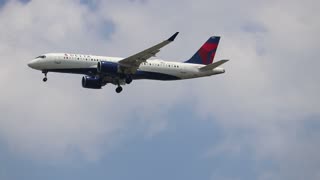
left=82, top=76, right=102, bottom=89
left=97, top=61, right=119, bottom=74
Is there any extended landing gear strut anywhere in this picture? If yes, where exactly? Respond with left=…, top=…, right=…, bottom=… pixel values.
left=115, top=81, right=123, bottom=93
left=42, top=71, right=48, bottom=82
left=115, top=75, right=132, bottom=93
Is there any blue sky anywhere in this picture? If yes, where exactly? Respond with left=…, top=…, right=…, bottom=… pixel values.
left=0, top=0, right=319, bottom=180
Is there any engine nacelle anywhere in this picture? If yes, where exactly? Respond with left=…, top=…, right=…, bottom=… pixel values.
left=82, top=76, right=102, bottom=89
left=97, top=61, right=119, bottom=74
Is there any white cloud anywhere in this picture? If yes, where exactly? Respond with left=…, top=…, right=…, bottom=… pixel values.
left=0, top=0, right=319, bottom=179
left=0, top=0, right=189, bottom=163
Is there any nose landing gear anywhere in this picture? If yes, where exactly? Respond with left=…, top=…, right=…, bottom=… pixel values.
left=42, top=71, right=48, bottom=82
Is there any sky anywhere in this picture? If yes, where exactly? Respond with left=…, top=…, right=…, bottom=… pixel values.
left=0, top=0, right=319, bottom=179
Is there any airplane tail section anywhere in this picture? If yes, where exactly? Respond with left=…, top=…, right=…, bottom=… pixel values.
left=184, top=36, right=220, bottom=65
left=199, top=59, right=229, bottom=71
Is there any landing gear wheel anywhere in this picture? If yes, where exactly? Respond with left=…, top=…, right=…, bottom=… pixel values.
left=116, top=86, right=123, bottom=93
left=125, top=76, right=132, bottom=84
left=42, top=71, right=48, bottom=82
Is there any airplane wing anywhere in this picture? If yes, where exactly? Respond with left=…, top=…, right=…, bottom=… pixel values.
left=118, top=32, right=179, bottom=74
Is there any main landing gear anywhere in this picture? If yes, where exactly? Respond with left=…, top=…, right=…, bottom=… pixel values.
left=115, top=86, right=123, bottom=93
left=115, top=75, right=132, bottom=93
left=42, top=71, right=48, bottom=82
left=125, top=76, right=132, bottom=84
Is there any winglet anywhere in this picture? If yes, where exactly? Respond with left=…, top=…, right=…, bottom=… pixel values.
left=168, top=32, right=179, bottom=41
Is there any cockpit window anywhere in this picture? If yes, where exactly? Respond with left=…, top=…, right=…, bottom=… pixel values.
left=36, top=55, right=46, bottom=59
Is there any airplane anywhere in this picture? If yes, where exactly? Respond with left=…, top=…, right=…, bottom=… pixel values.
left=27, top=32, right=228, bottom=93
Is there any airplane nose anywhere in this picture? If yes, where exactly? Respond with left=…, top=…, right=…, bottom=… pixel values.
left=28, top=59, right=38, bottom=69
left=27, top=61, right=32, bottom=68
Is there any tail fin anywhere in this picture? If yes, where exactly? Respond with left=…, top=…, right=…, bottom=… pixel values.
left=184, top=36, right=220, bottom=65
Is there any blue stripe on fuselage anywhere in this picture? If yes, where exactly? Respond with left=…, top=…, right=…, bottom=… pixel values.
left=133, top=70, right=180, bottom=80
left=46, top=68, right=180, bottom=81
left=47, top=68, right=97, bottom=75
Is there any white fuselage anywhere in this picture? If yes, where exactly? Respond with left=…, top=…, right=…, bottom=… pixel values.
left=28, top=53, right=225, bottom=80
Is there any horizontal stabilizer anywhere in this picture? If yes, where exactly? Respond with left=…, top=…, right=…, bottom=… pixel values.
left=199, top=59, right=229, bottom=71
